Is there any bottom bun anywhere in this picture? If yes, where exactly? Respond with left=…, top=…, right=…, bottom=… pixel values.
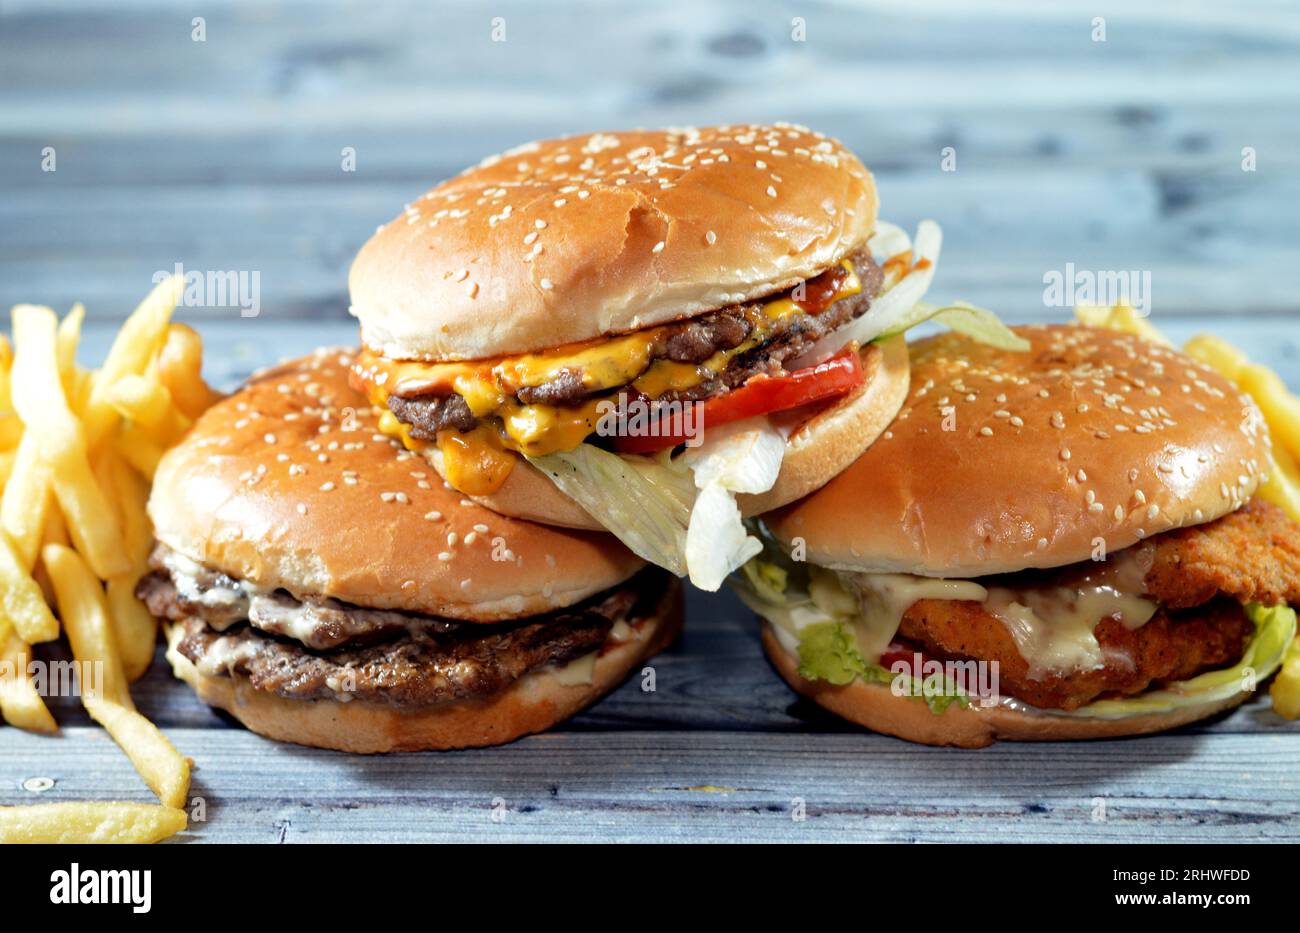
left=167, top=583, right=682, bottom=753
left=761, top=623, right=1251, bottom=748
left=427, top=336, right=910, bottom=530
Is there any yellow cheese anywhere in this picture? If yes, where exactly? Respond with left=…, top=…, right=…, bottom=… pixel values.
left=351, top=260, right=861, bottom=494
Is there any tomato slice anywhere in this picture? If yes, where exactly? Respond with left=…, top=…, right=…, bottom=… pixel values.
left=613, top=346, right=864, bottom=454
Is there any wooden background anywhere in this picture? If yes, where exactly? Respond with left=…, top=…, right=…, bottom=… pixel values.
left=1, top=0, right=1298, bottom=842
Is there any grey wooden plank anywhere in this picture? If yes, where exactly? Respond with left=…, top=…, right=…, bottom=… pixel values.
left=3, top=1, right=1300, bottom=319
left=2, top=728, right=1297, bottom=842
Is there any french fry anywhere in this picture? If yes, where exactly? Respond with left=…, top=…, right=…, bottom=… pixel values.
left=1257, top=444, right=1300, bottom=520
left=157, top=322, right=221, bottom=419
left=1237, top=363, right=1300, bottom=461
left=0, top=432, right=51, bottom=569
left=0, top=414, right=21, bottom=450
left=1074, top=304, right=1172, bottom=346
left=43, top=544, right=189, bottom=808
left=0, top=629, right=57, bottom=733
left=10, top=306, right=129, bottom=578
left=1272, top=640, right=1300, bottom=720
left=107, top=578, right=157, bottom=683
left=81, top=275, right=182, bottom=451
left=0, top=333, right=12, bottom=411
left=113, top=421, right=165, bottom=479
left=0, top=529, right=58, bottom=644
left=103, top=374, right=191, bottom=443
left=1183, top=333, right=1248, bottom=382
left=56, top=303, right=85, bottom=405
left=0, top=802, right=186, bottom=844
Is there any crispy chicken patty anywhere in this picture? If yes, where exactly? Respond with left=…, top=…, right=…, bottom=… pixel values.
left=896, top=501, right=1300, bottom=710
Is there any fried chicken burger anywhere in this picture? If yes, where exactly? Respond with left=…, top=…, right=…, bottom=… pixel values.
left=346, top=124, right=1019, bottom=590
left=735, top=325, right=1299, bottom=746
left=138, top=349, right=681, bottom=752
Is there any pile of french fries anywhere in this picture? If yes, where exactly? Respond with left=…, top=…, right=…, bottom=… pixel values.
left=1077, top=304, right=1300, bottom=718
left=0, top=276, right=219, bottom=843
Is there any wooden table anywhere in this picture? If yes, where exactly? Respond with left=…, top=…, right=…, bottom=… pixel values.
left=1, top=1, right=1298, bottom=842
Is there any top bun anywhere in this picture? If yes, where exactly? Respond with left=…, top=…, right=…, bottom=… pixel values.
left=148, top=350, right=646, bottom=622
left=349, top=124, right=878, bottom=361
left=765, top=325, right=1271, bottom=576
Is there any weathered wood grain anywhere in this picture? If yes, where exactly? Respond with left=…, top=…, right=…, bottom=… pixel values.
left=3, top=728, right=1297, bottom=842
left=2, top=0, right=1298, bottom=319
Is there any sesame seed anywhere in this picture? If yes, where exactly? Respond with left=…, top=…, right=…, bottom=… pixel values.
left=320, top=482, right=335, bottom=492
left=1060, top=448, right=1072, bottom=461
left=705, top=230, right=717, bottom=245
left=540, top=278, right=554, bottom=290
left=447, top=532, right=458, bottom=546
left=979, top=426, right=993, bottom=437
left=437, top=552, right=452, bottom=562
left=766, top=185, right=778, bottom=198
left=424, top=511, right=442, bottom=521
left=296, top=503, right=307, bottom=515
left=651, top=241, right=665, bottom=254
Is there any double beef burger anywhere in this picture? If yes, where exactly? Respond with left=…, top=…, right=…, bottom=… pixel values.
left=139, top=350, right=682, bottom=752
left=736, top=325, right=1300, bottom=746
left=345, top=124, right=977, bottom=590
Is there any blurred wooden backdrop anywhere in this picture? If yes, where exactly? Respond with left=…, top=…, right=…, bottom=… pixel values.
left=2, top=0, right=1298, bottom=334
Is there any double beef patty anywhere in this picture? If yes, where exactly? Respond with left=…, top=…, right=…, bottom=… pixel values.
left=388, top=250, right=885, bottom=440
left=140, top=556, right=667, bottom=707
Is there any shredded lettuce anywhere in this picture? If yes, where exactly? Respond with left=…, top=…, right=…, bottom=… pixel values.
left=1063, top=603, right=1296, bottom=720
left=733, top=553, right=969, bottom=714
left=529, top=418, right=786, bottom=591
left=527, top=445, right=695, bottom=576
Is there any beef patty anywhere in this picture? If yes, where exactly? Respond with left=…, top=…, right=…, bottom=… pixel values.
left=389, top=249, right=884, bottom=440
left=143, top=558, right=668, bottom=707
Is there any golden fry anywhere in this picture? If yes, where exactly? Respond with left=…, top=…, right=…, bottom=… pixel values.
left=1237, top=363, right=1300, bottom=461
left=0, top=529, right=58, bottom=644
left=157, top=322, right=221, bottom=419
left=10, top=306, right=129, bottom=578
left=0, top=432, right=51, bottom=569
left=0, top=802, right=186, bottom=844
left=1074, top=304, right=1172, bottom=345
left=43, top=544, right=189, bottom=808
left=82, top=275, right=182, bottom=450
left=0, top=629, right=57, bottom=733
left=107, top=577, right=158, bottom=683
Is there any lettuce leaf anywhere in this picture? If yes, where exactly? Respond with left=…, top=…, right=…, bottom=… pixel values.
left=527, top=445, right=694, bottom=576
left=529, top=418, right=786, bottom=591
left=1064, top=603, right=1296, bottom=719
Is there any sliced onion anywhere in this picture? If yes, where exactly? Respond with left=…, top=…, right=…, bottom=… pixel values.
left=788, top=220, right=943, bottom=369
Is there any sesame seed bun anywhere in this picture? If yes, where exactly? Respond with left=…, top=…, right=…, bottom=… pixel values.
left=166, top=581, right=683, bottom=753
left=349, top=124, right=878, bottom=361
left=760, top=622, right=1251, bottom=748
left=148, top=349, right=645, bottom=622
left=764, top=325, right=1270, bottom=577
left=422, top=336, right=911, bottom=529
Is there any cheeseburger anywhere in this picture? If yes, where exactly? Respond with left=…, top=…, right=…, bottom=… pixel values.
left=736, top=325, right=1299, bottom=746
left=346, top=124, right=1017, bottom=590
left=138, top=349, right=682, bottom=752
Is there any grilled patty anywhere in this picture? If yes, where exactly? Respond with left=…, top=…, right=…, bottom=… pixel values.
left=389, top=249, right=884, bottom=440
left=142, top=560, right=667, bottom=707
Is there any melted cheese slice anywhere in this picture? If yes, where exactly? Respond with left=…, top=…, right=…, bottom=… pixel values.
left=351, top=260, right=861, bottom=493
left=820, top=568, right=1158, bottom=681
